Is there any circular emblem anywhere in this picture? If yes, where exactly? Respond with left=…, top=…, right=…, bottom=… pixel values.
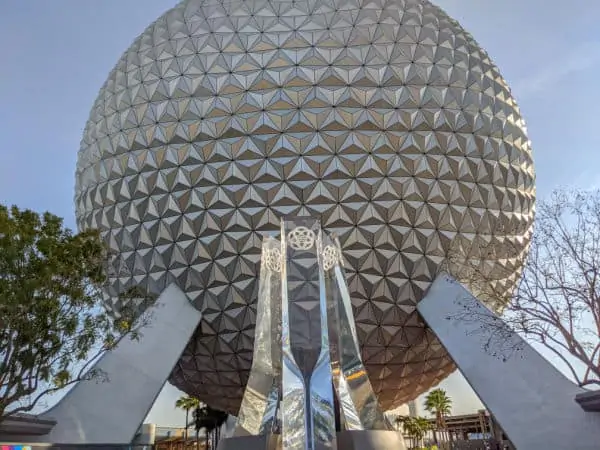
left=322, top=245, right=339, bottom=271
left=287, top=226, right=316, bottom=250
left=264, top=247, right=282, bottom=272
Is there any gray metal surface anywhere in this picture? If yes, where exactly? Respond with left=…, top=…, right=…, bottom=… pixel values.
left=75, top=0, right=535, bottom=412
left=418, top=274, right=600, bottom=450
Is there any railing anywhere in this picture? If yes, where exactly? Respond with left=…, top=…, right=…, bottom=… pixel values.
left=451, top=439, right=502, bottom=450
left=155, top=426, right=186, bottom=437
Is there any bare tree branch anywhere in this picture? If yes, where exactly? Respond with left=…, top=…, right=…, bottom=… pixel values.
left=444, top=189, right=600, bottom=387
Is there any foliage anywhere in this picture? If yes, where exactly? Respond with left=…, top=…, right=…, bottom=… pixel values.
left=175, top=395, right=201, bottom=440
left=447, top=189, right=600, bottom=386
left=424, top=388, right=452, bottom=430
left=396, top=414, right=433, bottom=448
left=194, top=404, right=228, bottom=449
left=176, top=395, right=201, bottom=414
left=0, top=204, right=154, bottom=422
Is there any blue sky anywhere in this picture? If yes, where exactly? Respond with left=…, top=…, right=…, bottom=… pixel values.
left=1, top=0, right=599, bottom=426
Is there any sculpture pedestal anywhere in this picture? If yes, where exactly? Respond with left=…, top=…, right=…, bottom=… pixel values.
left=218, top=434, right=280, bottom=450
left=336, top=430, right=406, bottom=450
left=218, top=431, right=406, bottom=450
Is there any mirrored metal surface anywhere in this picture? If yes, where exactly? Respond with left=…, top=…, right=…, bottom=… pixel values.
left=281, top=221, right=309, bottom=449
left=310, top=229, right=336, bottom=446
left=235, top=222, right=388, bottom=448
left=281, top=218, right=335, bottom=450
left=329, top=236, right=388, bottom=430
left=322, top=234, right=363, bottom=432
left=234, top=237, right=282, bottom=436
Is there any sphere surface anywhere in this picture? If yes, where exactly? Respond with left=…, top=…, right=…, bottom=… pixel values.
left=75, top=0, right=535, bottom=412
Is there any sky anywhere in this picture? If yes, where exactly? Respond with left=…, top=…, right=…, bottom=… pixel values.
left=1, top=0, right=599, bottom=427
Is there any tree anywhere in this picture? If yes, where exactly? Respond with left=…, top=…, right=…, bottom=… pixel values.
left=194, top=404, right=228, bottom=449
left=0, top=205, right=154, bottom=422
left=396, top=415, right=432, bottom=449
left=394, top=414, right=405, bottom=431
left=175, top=395, right=200, bottom=442
left=424, top=388, right=451, bottom=445
left=211, top=408, right=228, bottom=448
left=447, top=189, right=600, bottom=387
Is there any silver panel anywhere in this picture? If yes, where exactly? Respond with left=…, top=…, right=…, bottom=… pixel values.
left=281, top=218, right=335, bottom=449
left=234, top=237, right=282, bottom=436
left=326, top=236, right=388, bottom=430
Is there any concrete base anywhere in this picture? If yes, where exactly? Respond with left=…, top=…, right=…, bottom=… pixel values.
left=0, top=415, right=56, bottom=438
left=576, top=390, right=600, bottom=412
left=217, top=434, right=279, bottom=450
left=2, top=283, right=202, bottom=444
left=217, top=430, right=405, bottom=450
left=336, top=430, right=406, bottom=450
left=418, top=273, right=600, bottom=450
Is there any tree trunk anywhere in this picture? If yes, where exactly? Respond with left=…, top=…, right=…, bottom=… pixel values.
left=437, top=411, right=446, bottom=445
left=184, top=409, right=189, bottom=442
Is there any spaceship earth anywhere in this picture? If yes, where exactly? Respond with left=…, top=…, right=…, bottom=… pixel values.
left=75, top=0, right=535, bottom=412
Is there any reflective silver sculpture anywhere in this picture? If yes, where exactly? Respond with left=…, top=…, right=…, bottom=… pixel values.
left=75, top=0, right=535, bottom=412
left=280, top=218, right=335, bottom=449
left=234, top=237, right=282, bottom=436
left=324, top=234, right=388, bottom=431
left=233, top=218, right=388, bottom=449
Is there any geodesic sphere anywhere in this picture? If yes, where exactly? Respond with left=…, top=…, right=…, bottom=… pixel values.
left=75, top=0, right=535, bottom=413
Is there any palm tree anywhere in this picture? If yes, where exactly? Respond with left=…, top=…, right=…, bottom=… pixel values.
left=414, top=416, right=433, bottom=448
left=424, top=388, right=452, bottom=446
left=194, top=404, right=228, bottom=449
left=397, top=415, right=432, bottom=448
left=194, top=404, right=210, bottom=449
left=175, top=395, right=200, bottom=443
left=395, top=414, right=406, bottom=431
left=210, top=408, right=228, bottom=448
left=396, top=415, right=413, bottom=447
